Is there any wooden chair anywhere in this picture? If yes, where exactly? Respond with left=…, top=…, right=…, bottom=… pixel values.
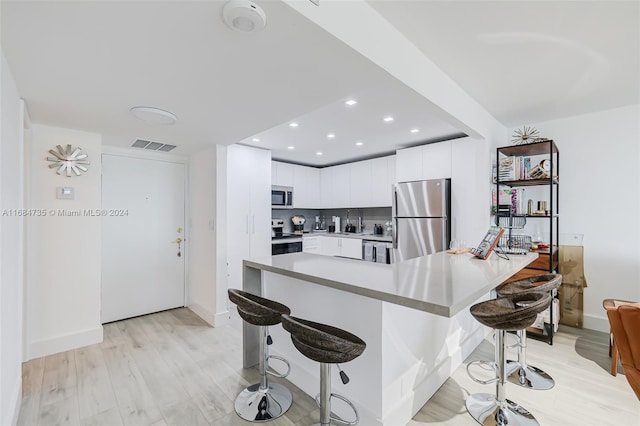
left=603, top=300, right=640, bottom=399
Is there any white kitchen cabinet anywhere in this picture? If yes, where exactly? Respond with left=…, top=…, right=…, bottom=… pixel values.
left=293, top=164, right=321, bottom=209
left=339, top=238, right=363, bottom=259
left=396, top=145, right=423, bottom=182
left=302, top=235, right=321, bottom=254
left=313, top=235, right=363, bottom=260
left=350, top=160, right=372, bottom=207
left=370, top=156, right=388, bottom=207
left=332, top=164, right=351, bottom=208
left=272, top=161, right=294, bottom=187
left=396, top=142, right=452, bottom=182
left=320, top=236, right=340, bottom=257
left=228, top=145, right=271, bottom=291
left=422, top=141, right=452, bottom=179
left=320, top=167, right=333, bottom=208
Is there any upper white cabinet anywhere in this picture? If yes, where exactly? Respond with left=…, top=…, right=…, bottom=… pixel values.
left=396, top=141, right=452, bottom=182
left=274, top=155, right=396, bottom=209
left=331, top=164, right=351, bottom=208
left=422, top=141, right=452, bottom=179
left=292, top=164, right=320, bottom=209
left=396, top=145, right=423, bottom=182
left=227, top=145, right=271, bottom=291
left=272, top=161, right=294, bottom=187
left=370, top=157, right=388, bottom=207
left=349, top=160, right=372, bottom=207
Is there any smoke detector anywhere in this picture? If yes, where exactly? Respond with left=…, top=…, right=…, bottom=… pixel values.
left=222, top=0, right=266, bottom=33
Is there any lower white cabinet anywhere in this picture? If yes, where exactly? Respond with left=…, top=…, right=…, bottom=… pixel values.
left=303, top=235, right=363, bottom=260
left=338, top=238, right=363, bottom=259
left=302, top=236, right=321, bottom=254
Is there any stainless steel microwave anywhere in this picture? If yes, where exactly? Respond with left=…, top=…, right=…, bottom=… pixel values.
left=271, top=185, right=293, bottom=209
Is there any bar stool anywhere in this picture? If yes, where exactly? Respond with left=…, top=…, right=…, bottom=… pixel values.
left=228, top=289, right=293, bottom=422
left=495, top=273, right=562, bottom=390
left=280, top=314, right=366, bottom=426
left=466, top=291, right=551, bottom=426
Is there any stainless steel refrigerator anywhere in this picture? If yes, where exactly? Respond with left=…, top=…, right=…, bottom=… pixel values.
left=392, top=179, right=451, bottom=262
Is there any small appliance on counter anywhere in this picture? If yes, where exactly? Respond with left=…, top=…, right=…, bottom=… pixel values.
left=314, top=215, right=326, bottom=231
left=331, top=216, right=340, bottom=233
left=271, top=218, right=284, bottom=237
left=291, top=215, right=306, bottom=234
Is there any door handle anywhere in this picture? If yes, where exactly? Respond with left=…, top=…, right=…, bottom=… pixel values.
left=246, top=215, right=249, bottom=234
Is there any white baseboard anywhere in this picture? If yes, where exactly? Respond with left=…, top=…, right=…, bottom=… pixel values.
left=188, top=304, right=230, bottom=327
left=582, top=313, right=609, bottom=333
left=27, top=325, right=103, bottom=360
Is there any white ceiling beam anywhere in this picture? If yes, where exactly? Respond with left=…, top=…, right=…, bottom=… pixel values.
left=283, top=0, right=506, bottom=142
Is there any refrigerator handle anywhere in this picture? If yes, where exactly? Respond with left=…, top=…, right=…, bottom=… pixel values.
left=392, top=185, right=398, bottom=249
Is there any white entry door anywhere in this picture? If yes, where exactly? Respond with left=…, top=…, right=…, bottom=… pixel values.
left=101, top=154, right=185, bottom=323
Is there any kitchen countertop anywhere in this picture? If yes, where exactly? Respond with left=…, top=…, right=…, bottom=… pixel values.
left=244, top=251, right=537, bottom=317
left=304, top=231, right=392, bottom=243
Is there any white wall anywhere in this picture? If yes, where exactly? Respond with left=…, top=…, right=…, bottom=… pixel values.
left=505, top=105, right=640, bottom=331
left=1, top=50, right=25, bottom=426
left=188, top=146, right=217, bottom=325
left=215, top=145, right=229, bottom=319
left=26, top=124, right=103, bottom=359
left=187, top=144, right=230, bottom=326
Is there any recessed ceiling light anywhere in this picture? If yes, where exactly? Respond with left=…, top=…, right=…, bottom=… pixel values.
left=345, top=99, right=358, bottom=106
left=316, top=152, right=323, bottom=156
left=130, top=106, right=178, bottom=125
left=287, top=146, right=295, bottom=150
left=410, top=128, right=420, bottom=133
left=383, top=116, right=394, bottom=122
left=355, top=141, right=364, bottom=146
left=327, top=133, right=336, bottom=139
left=289, top=122, right=299, bottom=128
left=252, top=138, right=260, bottom=142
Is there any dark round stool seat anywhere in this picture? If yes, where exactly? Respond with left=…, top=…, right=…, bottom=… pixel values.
left=496, top=273, right=562, bottom=297
left=281, top=315, right=366, bottom=364
left=228, top=289, right=291, bottom=326
left=470, top=292, right=551, bottom=331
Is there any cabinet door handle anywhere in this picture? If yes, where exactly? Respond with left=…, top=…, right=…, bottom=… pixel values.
left=246, top=215, right=249, bottom=234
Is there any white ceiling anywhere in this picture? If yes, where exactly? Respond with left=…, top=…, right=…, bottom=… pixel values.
left=2, top=1, right=638, bottom=166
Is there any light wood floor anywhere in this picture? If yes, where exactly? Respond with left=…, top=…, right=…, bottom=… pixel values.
left=18, top=308, right=639, bottom=426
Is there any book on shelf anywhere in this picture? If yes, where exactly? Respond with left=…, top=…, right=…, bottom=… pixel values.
left=491, top=188, right=525, bottom=215
left=498, top=155, right=533, bottom=181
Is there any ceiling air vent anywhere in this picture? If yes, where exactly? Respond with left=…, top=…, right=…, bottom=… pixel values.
left=131, top=139, right=176, bottom=152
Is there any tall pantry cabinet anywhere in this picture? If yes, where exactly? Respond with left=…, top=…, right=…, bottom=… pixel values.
left=227, top=144, right=271, bottom=291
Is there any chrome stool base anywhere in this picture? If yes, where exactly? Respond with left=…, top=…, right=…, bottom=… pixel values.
left=234, top=382, right=293, bottom=422
left=506, top=361, right=555, bottom=390
left=466, top=393, right=539, bottom=426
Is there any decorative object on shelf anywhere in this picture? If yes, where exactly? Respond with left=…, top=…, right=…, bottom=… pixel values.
left=471, top=226, right=505, bottom=260
left=511, top=125, right=539, bottom=145
left=46, top=144, right=90, bottom=177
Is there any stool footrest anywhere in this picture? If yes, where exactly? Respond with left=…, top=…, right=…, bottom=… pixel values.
left=315, top=392, right=359, bottom=426
left=266, top=355, right=291, bottom=378
left=467, top=360, right=499, bottom=385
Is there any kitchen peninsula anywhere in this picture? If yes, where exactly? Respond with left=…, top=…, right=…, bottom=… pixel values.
left=242, top=251, right=537, bottom=426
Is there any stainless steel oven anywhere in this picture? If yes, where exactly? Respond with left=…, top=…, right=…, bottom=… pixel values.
left=271, top=185, right=293, bottom=209
left=272, top=236, right=302, bottom=255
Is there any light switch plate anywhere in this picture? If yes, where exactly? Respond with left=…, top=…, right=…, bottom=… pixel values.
left=56, top=186, right=74, bottom=200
